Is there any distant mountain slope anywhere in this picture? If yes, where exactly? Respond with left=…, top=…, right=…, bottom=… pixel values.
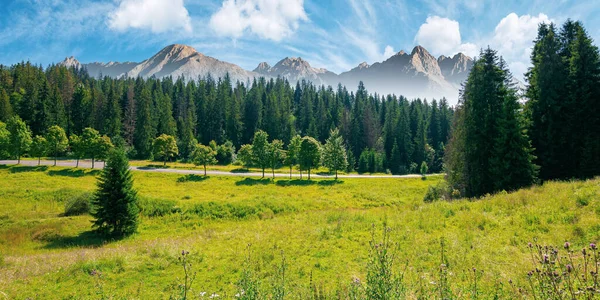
left=60, top=45, right=258, bottom=83
left=60, top=44, right=497, bottom=102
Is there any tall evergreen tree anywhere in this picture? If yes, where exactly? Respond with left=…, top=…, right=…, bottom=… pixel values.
left=91, top=149, right=139, bottom=238
left=446, top=48, right=536, bottom=197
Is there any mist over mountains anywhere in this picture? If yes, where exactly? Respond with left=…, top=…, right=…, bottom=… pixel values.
left=61, top=44, right=480, bottom=103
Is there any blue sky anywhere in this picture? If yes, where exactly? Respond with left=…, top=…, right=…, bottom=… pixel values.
left=1, top=0, right=599, bottom=80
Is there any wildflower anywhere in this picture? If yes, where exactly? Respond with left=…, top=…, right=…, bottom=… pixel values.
left=210, top=293, right=219, bottom=298
left=543, top=254, right=549, bottom=264
left=564, top=242, right=570, bottom=250
left=527, top=271, right=533, bottom=277
left=528, top=242, right=533, bottom=248
left=234, top=293, right=240, bottom=298
left=590, top=243, right=597, bottom=250
left=199, top=292, right=206, bottom=297
left=583, top=248, right=587, bottom=255
left=567, top=264, right=573, bottom=273
left=352, top=276, right=361, bottom=285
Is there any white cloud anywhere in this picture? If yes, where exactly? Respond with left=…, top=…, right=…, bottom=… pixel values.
left=209, top=0, right=308, bottom=41
left=108, top=0, right=192, bottom=33
left=414, top=16, right=476, bottom=57
left=490, top=13, right=551, bottom=79
left=383, top=45, right=395, bottom=59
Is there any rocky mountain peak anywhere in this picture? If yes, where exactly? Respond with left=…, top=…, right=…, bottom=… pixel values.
left=253, top=62, right=271, bottom=73
left=409, top=45, right=442, bottom=77
left=60, top=56, right=82, bottom=69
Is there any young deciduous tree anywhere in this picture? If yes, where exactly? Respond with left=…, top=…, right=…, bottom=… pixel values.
left=299, top=136, right=321, bottom=180
left=322, top=129, right=347, bottom=179
left=285, top=135, right=302, bottom=179
left=7, top=116, right=32, bottom=164
left=153, top=134, right=179, bottom=166
left=91, top=149, right=139, bottom=238
left=69, top=134, right=84, bottom=167
left=46, top=125, right=68, bottom=166
left=236, top=144, right=253, bottom=168
left=94, top=136, right=114, bottom=168
left=192, top=143, right=217, bottom=176
left=30, top=135, right=47, bottom=166
left=267, top=139, right=285, bottom=178
left=0, top=121, right=10, bottom=159
left=251, top=130, right=269, bottom=178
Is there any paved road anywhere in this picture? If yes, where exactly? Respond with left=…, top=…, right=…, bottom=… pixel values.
left=0, top=159, right=430, bottom=179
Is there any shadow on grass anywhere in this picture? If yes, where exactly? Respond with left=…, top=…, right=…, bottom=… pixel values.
left=9, top=165, right=48, bottom=173
left=276, top=179, right=343, bottom=186
left=48, top=168, right=101, bottom=177
left=230, top=168, right=250, bottom=173
left=43, top=230, right=108, bottom=249
left=235, top=178, right=273, bottom=186
left=177, top=174, right=210, bottom=183
left=140, top=164, right=171, bottom=170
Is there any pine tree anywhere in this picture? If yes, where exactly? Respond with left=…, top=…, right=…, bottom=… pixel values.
left=134, top=88, right=154, bottom=159
left=446, top=48, right=536, bottom=197
left=91, top=149, right=139, bottom=238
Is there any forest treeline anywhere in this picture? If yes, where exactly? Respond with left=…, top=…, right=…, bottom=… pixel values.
left=443, top=20, right=600, bottom=198
left=0, top=59, right=452, bottom=175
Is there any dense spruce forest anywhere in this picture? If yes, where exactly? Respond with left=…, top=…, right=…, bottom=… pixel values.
left=0, top=62, right=452, bottom=175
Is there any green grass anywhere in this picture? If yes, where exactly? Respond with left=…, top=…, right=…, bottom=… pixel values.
left=0, top=164, right=598, bottom=298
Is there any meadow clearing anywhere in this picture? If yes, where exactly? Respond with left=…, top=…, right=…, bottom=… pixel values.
left=0, top=164, right=598, bottom=299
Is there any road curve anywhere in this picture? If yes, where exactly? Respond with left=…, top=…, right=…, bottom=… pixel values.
left=0, top=159, right=431, bottom=179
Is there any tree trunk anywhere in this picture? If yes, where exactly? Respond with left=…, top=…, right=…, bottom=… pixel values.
left=54, top=146, right=57, bottom=166
left=308, top=168, right=311, bottom=180
left=204, top=165, right=207, bottom=176
left=272, top=166, right=275, bottom=179
left=92, top=157, right=95, bottom=169
left=289, top=166, right=292, bottom=179
left=76, top=158, right=79, bottom=168
left=335, top=169, right=338, bottom=180
left=164, top=158, right=167, bottom=167
left=262, top=167, right=265, bottom=178
left=38, top=157, right=41, bottom=166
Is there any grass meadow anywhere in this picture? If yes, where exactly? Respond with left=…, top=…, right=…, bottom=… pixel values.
left=0, top=164, right=598, bottom=298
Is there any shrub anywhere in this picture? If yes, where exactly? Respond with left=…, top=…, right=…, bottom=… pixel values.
left=423, top=182, right=450, bottom=203
left=64, top=192, right=93, bottom=216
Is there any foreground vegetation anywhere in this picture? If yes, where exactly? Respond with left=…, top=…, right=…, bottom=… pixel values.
left=0, top=165, right=598, bottom=298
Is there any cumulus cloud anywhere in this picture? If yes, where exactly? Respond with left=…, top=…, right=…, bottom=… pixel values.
left=490, top=13, right=550, bottom=79
left=383, top=45, right=395, bottom=59
left=108, top=0, right=192, bottom=33
left=209, top=0, right=308, bottom=41
left=414, top=16, right=477, bottom=57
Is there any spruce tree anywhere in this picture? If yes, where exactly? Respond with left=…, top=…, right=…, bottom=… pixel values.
left=446, top=48, right=537, bottom=197
left=91, top=149, right=139, bottom=238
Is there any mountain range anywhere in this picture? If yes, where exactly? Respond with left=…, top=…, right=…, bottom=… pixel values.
left=61, top=44, right=481, bottom=103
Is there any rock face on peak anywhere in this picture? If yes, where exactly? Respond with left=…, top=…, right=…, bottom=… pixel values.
left=257, top=57, right=336, bottom=85
left=253, top=62, right=271, bottom=73
left=438, top=53, right=474, bottom=86
left=61, top=56, right=82, bottom=69
left=126, top=44, right=257, bottom=82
